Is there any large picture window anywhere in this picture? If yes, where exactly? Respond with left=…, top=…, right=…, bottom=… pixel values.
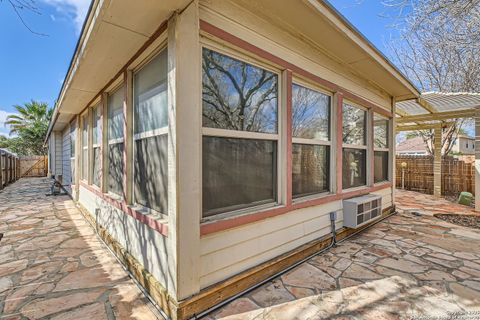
left=291, top=83, right=330, bottom=198
left=202, top=48, right=278, bottom=217
left=91, top=105, right=101, bottom=187
left=133, top=49, right=168, bottom=214
left=342, top=103, right=367, bottom=189
left=81, top=114, right=88, bottom=181
left=374, top=113, right=389, bottom=183
left=108, top=85, right=125, bottom=196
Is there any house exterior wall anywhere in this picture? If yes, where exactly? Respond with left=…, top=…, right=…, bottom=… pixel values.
left=55, top=131, right=63, bottom=178
left=196, top=0, right=394, bottom=288
left=77, top=184, right=173, bottom=293
left=49, top=0, right=401, bottom=311
left=48, top=131, right=64, bottom=178
left=452, top=136, right=475, bottom=155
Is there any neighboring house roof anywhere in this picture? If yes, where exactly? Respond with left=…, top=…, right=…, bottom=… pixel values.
left=396, top=137, right=427, bottom=153
left=0, top=148, right=18, bottom=157
left=457, top=134, right=474, bottom=140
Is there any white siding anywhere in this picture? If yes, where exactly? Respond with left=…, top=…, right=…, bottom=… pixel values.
left=199, top=187, right=393, bottom=288
left=78, top=185, right=174, bottom=295
left=54, top=131, right=63, bottom=177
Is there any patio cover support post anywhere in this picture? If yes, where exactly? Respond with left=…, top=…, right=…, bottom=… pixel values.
left=391, top=97, right=396, bottom=202
left=433, top=124, right=442, bottom=198
left=475, top=106, right=480, bottom=210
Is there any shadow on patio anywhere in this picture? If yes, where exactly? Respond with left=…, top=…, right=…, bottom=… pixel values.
left=0, top=178, right=160, bottom=319
left=203, top=189, right=480, bottom=320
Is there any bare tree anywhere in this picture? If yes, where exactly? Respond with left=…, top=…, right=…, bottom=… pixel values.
left=202, top=49, right=277, bottom=133
left=291, top=85, right=329, bottom=139
left=1, top=0, right=47, bottom=36
left=384, top=0, right=479, bottom=154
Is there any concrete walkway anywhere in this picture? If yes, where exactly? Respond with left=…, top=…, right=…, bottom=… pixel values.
left=205, top=190, right=480, bottom=319
left=0, top=178, right=160, bottom=320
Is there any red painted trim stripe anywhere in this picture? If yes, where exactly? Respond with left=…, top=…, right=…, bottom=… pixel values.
left=342, top=91, right=392, bottom=118
left=79, top=181, right=168, bottom=236
left=201, top=183, right=391, bottom=235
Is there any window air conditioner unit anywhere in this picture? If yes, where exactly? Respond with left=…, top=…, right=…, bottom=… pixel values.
left=343, top=194, right=382, bottom=228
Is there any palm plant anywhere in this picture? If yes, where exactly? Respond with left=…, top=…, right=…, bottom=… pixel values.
left=4, top=100, right=52, bottom=155
left=6, top=101, right=52, bottom=134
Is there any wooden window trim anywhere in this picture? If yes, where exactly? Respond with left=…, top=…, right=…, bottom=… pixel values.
left=341, top=101, right=369, bottom=191
left=79, top=180, right=168, bottom=237
left=291, top=81, right=333, bottom=201
left=200, top=45, right=284, bottom=220
left=373, top=113, right=392, bottom=184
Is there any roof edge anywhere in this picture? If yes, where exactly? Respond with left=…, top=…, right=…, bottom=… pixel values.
left=319, top=0, right=420, bottom=98
left=46, top=0, right=97, bottom=141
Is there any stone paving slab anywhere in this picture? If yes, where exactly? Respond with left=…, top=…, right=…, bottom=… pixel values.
left=204, top=190, right=480, bottom=320
left=0, top=178, right=160, bottom=320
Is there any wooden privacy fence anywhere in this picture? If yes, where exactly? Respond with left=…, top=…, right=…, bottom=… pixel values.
left=0, top=148, right=20, bottom=190
left=395, top=155, right=475, bottom=196
left=20, top=156, right=48, bottom=178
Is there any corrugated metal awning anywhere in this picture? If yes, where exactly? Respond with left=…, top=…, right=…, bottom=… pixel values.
left=396, top=92, right=480, bottom=128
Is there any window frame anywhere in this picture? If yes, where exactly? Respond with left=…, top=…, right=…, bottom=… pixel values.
left=70, top=119, right=76, bottom=185
left=341, top=100, right=369, bottom=191
left=131, top=45, right=169, bottom=217
left=91, top=103, right=102, bottom=188
left=291, top=77, right=334, bottom=202
left=373, top=113, right=391, bottom=184
left=200, top=42, right=284, bottom=222
left=106, top=83, right=125, bottom=197
left=80, top=110, right=89, bottom=183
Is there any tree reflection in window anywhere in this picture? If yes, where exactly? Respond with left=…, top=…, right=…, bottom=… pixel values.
left=202, top=48, right=278, bottom=133
left=342, top=103, right=366, bottom=145
left=374, top=115, right=388, bottom=148
left=292, top=84, right=330, bottom=140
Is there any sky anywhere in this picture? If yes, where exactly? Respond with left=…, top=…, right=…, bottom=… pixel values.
left=0, top=0, right=400, bottom=137
left=0, top=0, right=90, bottom=136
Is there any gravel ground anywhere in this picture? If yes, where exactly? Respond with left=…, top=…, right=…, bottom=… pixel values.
left=434, top=213, right=480, bottom=229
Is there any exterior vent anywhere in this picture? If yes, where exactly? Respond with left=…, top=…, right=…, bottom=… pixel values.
left=343, top=194, right=382, bottom=228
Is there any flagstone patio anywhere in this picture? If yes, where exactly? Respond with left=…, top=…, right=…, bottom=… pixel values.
left=0, top=178, right=160, bottom=320
left=203, top=190, right=480, bottom=320
left=2, top=180, right=480, bottom=320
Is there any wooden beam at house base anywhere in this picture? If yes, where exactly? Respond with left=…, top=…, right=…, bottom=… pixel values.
left=76, top=199, right=395, bottom=320
left=177, top=205, right=397, bottom=319
left=76, top=203, right=179, bottom=319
